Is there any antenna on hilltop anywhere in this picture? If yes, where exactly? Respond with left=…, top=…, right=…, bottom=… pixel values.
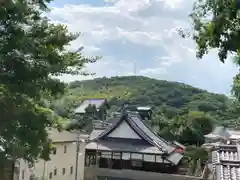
left=133, top=59, right=137, bottom=75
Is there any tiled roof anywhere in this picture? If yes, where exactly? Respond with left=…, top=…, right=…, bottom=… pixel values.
left=89, top=112, right=183, bottom=165
left=74, top=98, right=107, bottom=114
left=205, top=126, right=240, bottom=140
left=48, top=128, right=89, bottom=142
left=205, top=126, right=231, bottom=139
left=94, top=112, right=174, bottom=153
left=212, top=144, right=240, bottom=180
left=48, top=128, right=77, bottom=142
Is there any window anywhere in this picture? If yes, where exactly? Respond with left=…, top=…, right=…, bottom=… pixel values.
left=21, top=170, right=25, bottom=180
left=131, top=153, right=142, bottom=160
left=62, top=168, right=66, bottom=175
left=112, top=152, right=121, bottom=159
left=54, top=168, right=57, bottom=176
left=101, top=151, right=112, bottom=158
left=64, top=145, right=67, bottom=153
left=49, top=172, right=52, bottom=179
left=131, top=160, right=142, bottom=167
left=70, top=166, right=73, bottom=174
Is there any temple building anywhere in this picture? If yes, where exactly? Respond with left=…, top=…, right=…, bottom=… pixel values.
left=84, top=111, right=185, bottom=180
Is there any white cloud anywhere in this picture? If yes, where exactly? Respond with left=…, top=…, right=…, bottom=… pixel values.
left=48, top=0, right=238, bottom=94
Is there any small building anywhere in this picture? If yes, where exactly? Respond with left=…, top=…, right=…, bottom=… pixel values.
left=15, top=129, right=88, bottom=180
left=84, top=112, right=187, bottom=180
left=73, top=99, right=109, bottom=121
left=117, top=105, right=153, bottom=120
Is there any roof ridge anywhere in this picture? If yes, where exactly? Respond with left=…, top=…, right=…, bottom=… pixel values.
left=92, top=112, right=174, bottom=154
left=92, top=114, right=123, bottom=141
left=127, top=114, right=159, bottom=148
left=128, top=113, right=173, bottom=148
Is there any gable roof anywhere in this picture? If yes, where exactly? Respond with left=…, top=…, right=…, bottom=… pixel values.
left=92, top=112, right=175, bottom=154
left=74, top=98, right=108, bottom=114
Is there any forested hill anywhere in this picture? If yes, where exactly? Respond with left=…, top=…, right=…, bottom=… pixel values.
left=53, top=76, right=238, bottom=127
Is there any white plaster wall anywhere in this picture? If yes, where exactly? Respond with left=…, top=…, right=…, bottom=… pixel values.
left=107, top=121, right=141, bottom=139
left=18, top=141, right=86, bottom=180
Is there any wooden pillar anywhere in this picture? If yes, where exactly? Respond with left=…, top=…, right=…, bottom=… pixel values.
left=120, top=152, right=123, bottom=169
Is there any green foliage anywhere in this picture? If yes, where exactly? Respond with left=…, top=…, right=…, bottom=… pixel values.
left=183, top=146, right=208, bottom=176
left=66, top=105, right=98, bottom=133
left=188, top=0, right=240, bottom=126
left=156, top=111, right=214, bottom=146
left=189, top=0, right=240, bottom=62
left=0, top=0, right=99, bottom=166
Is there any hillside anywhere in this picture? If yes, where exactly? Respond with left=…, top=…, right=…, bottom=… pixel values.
left=53, top=76, right=237, bottom=126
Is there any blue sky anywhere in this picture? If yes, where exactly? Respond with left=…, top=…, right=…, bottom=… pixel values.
left=48, top=0, right=239, bottom=95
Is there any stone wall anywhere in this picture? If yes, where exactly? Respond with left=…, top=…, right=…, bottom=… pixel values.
left=84, top=167, right=203, bottom=180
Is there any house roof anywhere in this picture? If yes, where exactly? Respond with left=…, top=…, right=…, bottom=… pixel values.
left=48, top=128, right=77, bottom=142
left=48, top=128, right=89, bottom=143
left=211, top=143, right=240, bottom=180
left=74, top=98, right=107, bottom=114
left=87, top=112, right=183, bottom=165
left=205, top=126, right=240, bottom=140
left=93, top=112, right=174, bottom=153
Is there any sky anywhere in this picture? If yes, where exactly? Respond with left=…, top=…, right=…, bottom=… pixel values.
left=48, top=0, right=239, bottom=95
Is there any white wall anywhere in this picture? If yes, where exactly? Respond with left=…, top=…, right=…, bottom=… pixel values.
left=18, top=141, right=86, bottom=180
left=107, top=121, right=141, bottom=139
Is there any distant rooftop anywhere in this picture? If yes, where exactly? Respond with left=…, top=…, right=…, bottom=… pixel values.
left=137, top=106, right=152, bottom=111
left=48, top=128, right=89, bottom=143
left=48, top=128, right=78, bottom=142
left=74, top=98, right=107, bottom=114
left=205, top=126, right=240, bottom=140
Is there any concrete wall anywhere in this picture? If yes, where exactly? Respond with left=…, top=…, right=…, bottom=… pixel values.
left=84, top=167, right=203, bottom=180
left=18, top=141, right=86, bottom=180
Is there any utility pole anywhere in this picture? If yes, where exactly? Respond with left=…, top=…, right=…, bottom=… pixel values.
left=75, top=133, right=80, bottom=180
left=75, top=83, right=84, bottom=180
left=42, top=160, right=46, bottom=179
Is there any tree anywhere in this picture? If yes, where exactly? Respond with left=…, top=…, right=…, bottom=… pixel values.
left=179, top=111, right=214, bottom=145
left=66, top=104, right=98, bottom=133
left=188, top=0, right=240, bottom=123
left=189, top=0, right=240, bottom=62
left=161, top=111, right=214, bottom=146
left=184, top=146, right=208, bottom=176
left=0, top=0, right=99, bottom=176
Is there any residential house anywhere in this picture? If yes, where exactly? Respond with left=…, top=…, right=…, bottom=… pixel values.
left=15, top=129, right=88, bottom=180
left=84, top=111, right=202, bottom=180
